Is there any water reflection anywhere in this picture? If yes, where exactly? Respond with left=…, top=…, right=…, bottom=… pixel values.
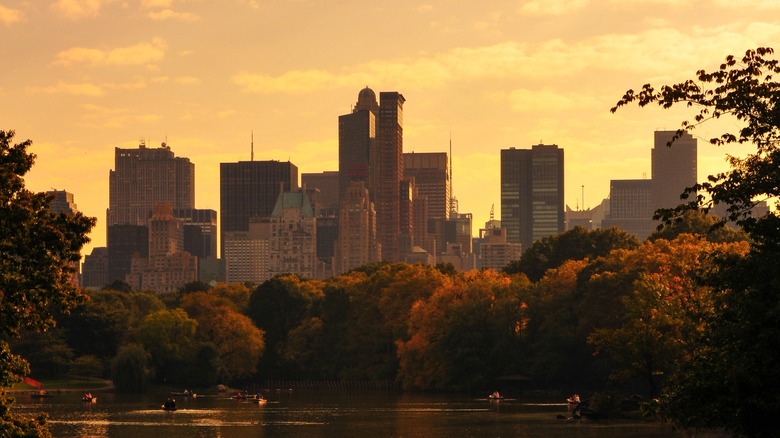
left=10, top=390, right=690, bottom=438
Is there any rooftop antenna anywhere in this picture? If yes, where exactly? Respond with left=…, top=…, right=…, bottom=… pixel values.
left=251, top=131, right=254, bottom=162
left=582, top=185, right=585, bottom=211
left=490, top=203, right=494, bottom=221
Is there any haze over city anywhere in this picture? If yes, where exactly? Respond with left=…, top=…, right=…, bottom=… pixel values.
left=2, top=0, right=777, bottom=256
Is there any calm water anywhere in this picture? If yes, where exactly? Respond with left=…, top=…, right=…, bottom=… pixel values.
left=11, top=389, right=700, bottom=437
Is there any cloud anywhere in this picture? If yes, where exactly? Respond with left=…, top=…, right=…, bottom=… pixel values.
left=518, top=0, right=589, bottom=16
left=0, top=4, right=24, bottom=25
left=51, top=0, right=103, bottom=19
left=141, top=0, right=173, bottom=7
left=54, top=38, right=167, bottom=67
left=80, top=103, right=162, bottom=128
left=506, top=88, right=600, bottom=112
left=232, top=23, right=780, bottom=96
left=147, top=9, right=200, bottom=21
left=175, top=76, right=200, bottom=85
left=27, top=81, right=105, bottom=96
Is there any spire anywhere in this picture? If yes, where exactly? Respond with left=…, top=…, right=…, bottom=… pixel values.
left=251, top=130, right=254, bottom=162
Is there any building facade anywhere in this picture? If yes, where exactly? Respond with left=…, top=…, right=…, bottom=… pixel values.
left=335, top=181, right=380, bottom=274
left=220, top=160, right=298, bottom=257
left=501, top=144, right=565, bottom=252
left=268, top=190, right=317, bottom=279
left=652, top=130, right=697, bottom=211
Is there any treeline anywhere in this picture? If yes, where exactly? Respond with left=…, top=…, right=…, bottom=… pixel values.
left=11, top=217, right=748, bottom=396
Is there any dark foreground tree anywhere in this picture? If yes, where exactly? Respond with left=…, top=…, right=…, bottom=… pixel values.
left=0, top=130, right=95, bottom=436
left=612, top=48, right=780, bottom=437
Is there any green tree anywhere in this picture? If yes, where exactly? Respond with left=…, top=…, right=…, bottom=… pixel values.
left=648, top=210, right=748, bottom=243
left=111, top=343, right=153, bottom=393
left=0, top=130, right=95, bottom=436
left=503, top=226, right=639, bottom=281
left=612, top=47, right=780, bottom=437
left=135, top=308, right=198, bottom=384
left=69, top=355, right=103, bottom=380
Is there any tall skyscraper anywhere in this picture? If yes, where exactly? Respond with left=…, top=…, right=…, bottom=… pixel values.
left=268, top=190, right=317, bottom=279
left=652, top=130, right=697, bottom=211
left=376, top=91, right=405, bottom=262
left=339, top=88, right=378, bottom=203
left=108, top=142, right=194, bottom=226
left=404, top=152, right=450, bottom=220
left=219, top=160, right=298, bottom=257
left=500, top=144, right=565, bottom=251
left=602, top=179, right=655, bottom=239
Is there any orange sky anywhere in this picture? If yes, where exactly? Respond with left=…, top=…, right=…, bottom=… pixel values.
left=2, top=0, right=777, bottom=257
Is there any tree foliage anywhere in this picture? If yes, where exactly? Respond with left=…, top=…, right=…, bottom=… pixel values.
left=613, top=47, right=780, bottom=436
left=0, top=130, right=95, bottom=436
left=503, top=226, right=640, bottom=282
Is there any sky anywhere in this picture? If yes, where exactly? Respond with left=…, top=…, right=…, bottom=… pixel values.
left=2, top=0, right=779, bottom=258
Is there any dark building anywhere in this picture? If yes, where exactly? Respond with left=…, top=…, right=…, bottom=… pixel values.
left=81, top=247, right=108, bottom=289
left=339, top=88, right=378, bottom=203
left=47, top=190, right=78, bottom=216
left=220, top=160, right=298, bottom=257
left=315, top=216, right=339, bottom=279
left=302, top=171, right=340, bottom=216
left=403, top=152, right=450, bottom=221
left=107, top=224, right=148, bottom=285
left=376, top=91, right=406, bottom=262
left=501, top=144, right=565, bottom=251
left=173, top=208, right=218, bottom=260
left=652, top=130, right=697, bottom=211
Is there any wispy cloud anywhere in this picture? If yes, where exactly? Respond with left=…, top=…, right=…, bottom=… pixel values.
left=148, top=9, right=200, bottom=21
left=51, top=0, right=103, bottom=20
left=53, top=38, right=168, bottom=67
left=0, top=4, right=24, bottom=25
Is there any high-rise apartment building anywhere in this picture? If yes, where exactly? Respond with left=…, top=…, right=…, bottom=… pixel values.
left=223, top=218, right=272, bottom=284
left=652, top=130, right=697, bottom=211
left=500, top=144, right=565, bottom=251
left=376, top=91, right=406, bottom=262
left=302, top=171, right=340, bottom=215
left=339, top=88, right=378, bottom=203
left=602, top=179, right=655, bottom=239
left=108, top=142, right=194, bottom=226
left=220, top=160, right=298, bottom=257
left=335, top=181, right=380, bottom=274
left=403, top=152, right=450, bottom=220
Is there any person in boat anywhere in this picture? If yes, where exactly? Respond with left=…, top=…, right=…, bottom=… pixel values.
left=164, top=397, right=176, bottom=410
left=83, top=392, right=93, bottom=402
left=489, top=391, right=501, bottom=399
left=567, top=393, right=581, bottom=404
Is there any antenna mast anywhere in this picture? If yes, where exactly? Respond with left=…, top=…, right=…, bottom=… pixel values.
left=251, top=131, right=254, bottom=161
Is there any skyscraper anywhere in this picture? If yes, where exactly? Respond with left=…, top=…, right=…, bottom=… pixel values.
left=108, top=142, right=194, bottom=226
left=376, top=91, right=405, bottom=262
left=404, top=152, right=450, bottom=221
left=219, top=160, right=298, bottom=257
left=339, top=88, right=378, bottom=203
left=652, top=130, right=697, bottom=211
left=335, top=181, right=380, bottom=274
left=500, top=144, right=565, bottom=251
left=268, top=190, right=317, bottom=279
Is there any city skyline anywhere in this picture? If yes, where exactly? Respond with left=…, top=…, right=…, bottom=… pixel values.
left=3, top=1, right=775, bottom=257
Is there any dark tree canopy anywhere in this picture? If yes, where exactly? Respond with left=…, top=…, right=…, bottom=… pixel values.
left=0, top=130, right=96, bottom=435
left=503, top=226, right=640, bottom=282
left=613, top=48, right=780, bottom=437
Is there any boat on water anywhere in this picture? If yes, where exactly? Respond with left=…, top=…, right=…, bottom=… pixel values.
left=30, top=390, right=52, bottom=398
left=171, top=390, right=196, bottom=398
left=162, top=398, right=177, bottom=411
left=487, top=391, right=504, bottom=401
left=82, top=393, right=97, bottom=403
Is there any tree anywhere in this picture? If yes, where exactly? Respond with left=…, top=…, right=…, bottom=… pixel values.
left=0, top=130, right=95, bottom=436
left=612, top=47, right=780, bottom=437
left=503, top=226, right=639, bottom=282
left=111, top=343, right=154, bottom=393
left=648, top=210, right=748, bottom=243
left=135, top=308, right=198, bottom=384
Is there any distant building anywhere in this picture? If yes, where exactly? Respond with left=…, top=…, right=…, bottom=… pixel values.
left=302, top=171, right=340, bottom=216
left=107, top=142, right=194, bottom=227
left=376, top=91, right=406, bottom=262
left=652, top=130, right=697, bottom=211
left=335, top=181, right=380, bottom=274
left=479, top=225, right=522, bottom=271
left=107, top=224, right=148, bottom=285
left=126, top=203, right=198, bottom=293
left=220, top=160, right=298, bottom=258
left=173, top=208, right=219, bottom=283
left=501, top=144, right=565, bottom=251
left=47, top=190, right=78, bottom=216
left=268, top=190, right=317, bottom=279
left=339, top=87, right=378, bottom=203
left=404, top=152, right=450, bottom=221
left=223, top=218, right=272, bottom=284
left=602, top=179, right=656, bottom=240
left=81, top=247, right=108, bottom=289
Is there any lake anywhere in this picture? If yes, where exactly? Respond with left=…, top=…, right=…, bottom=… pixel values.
left=11, top=389, right=717, bottom=437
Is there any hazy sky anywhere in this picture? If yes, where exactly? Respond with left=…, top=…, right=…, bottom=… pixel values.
left=2, top=0, right=778, bottom=257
